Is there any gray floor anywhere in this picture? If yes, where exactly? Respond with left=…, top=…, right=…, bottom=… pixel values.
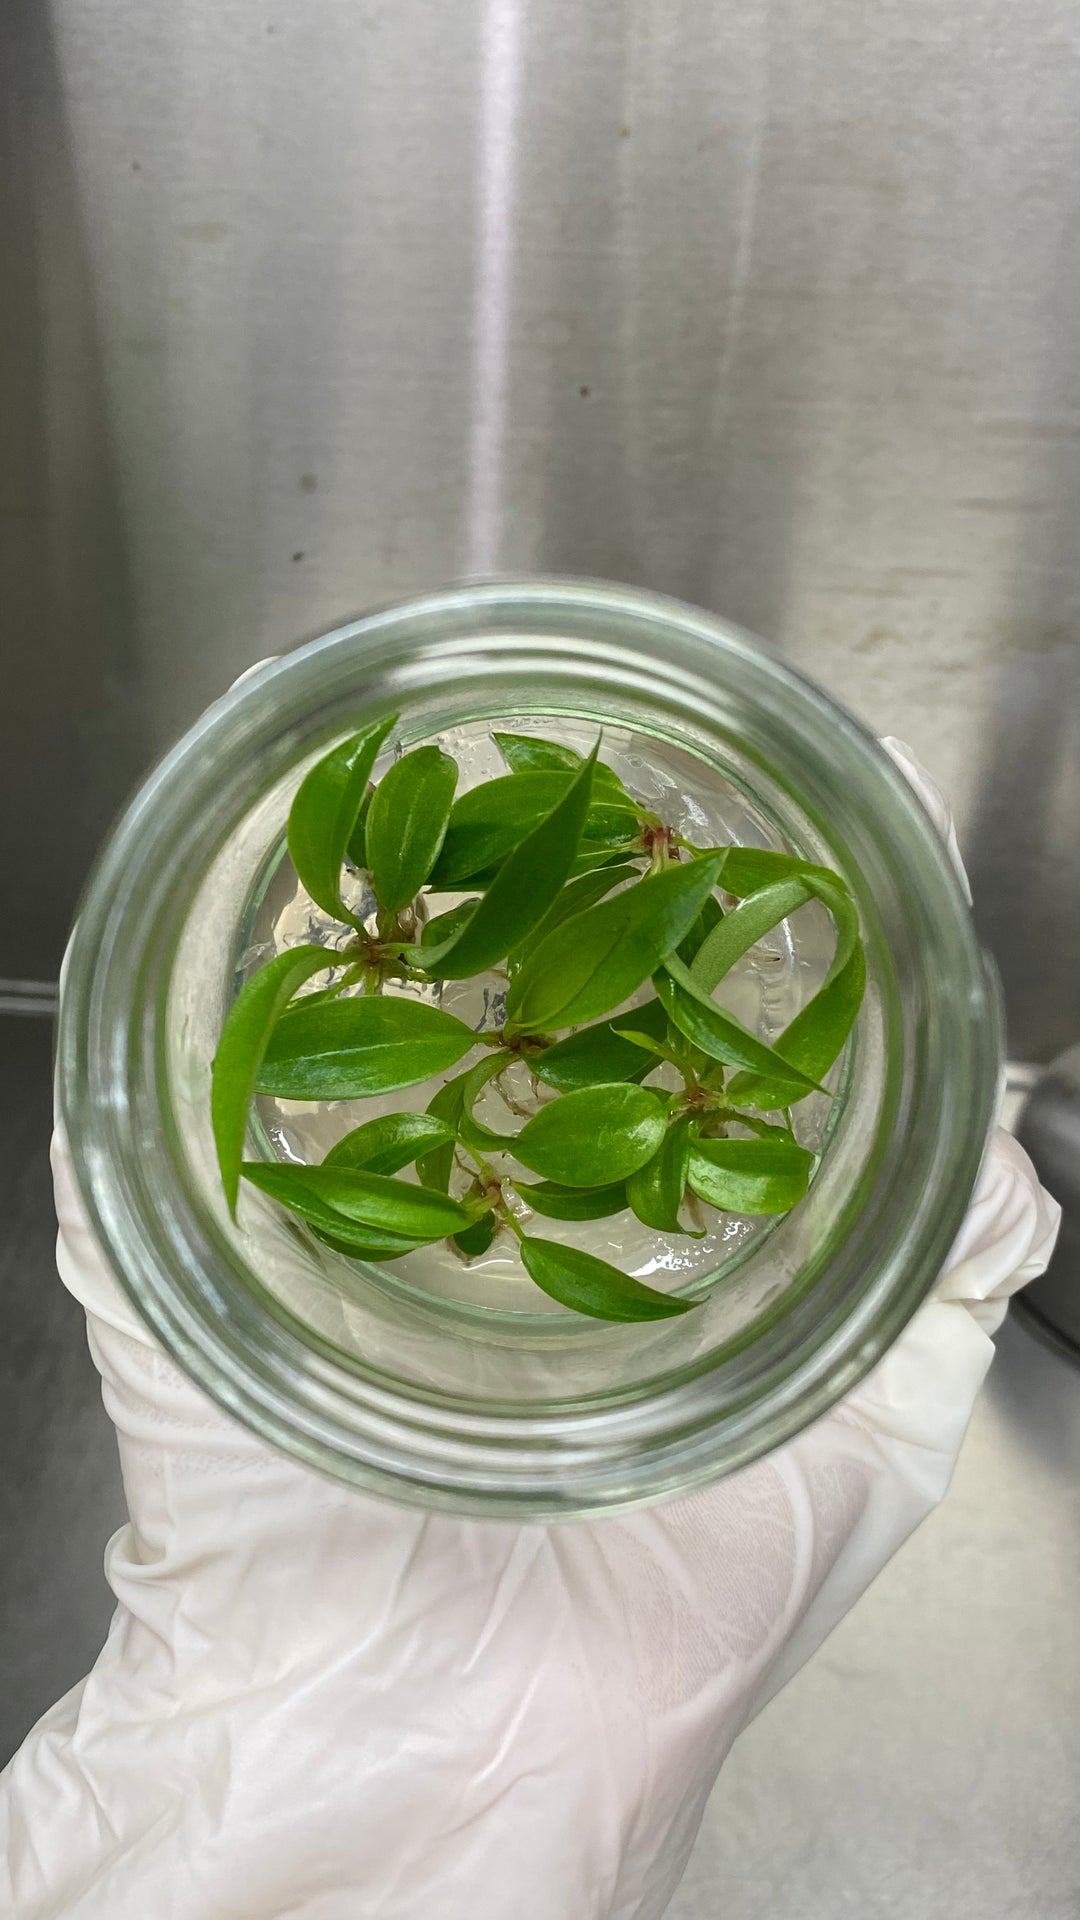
left=2, top=1010, right=1077, bottom=1915
left=673, top=1311, right=1080, bottom=1919
left=0, top=1016, right=125, bottom=1760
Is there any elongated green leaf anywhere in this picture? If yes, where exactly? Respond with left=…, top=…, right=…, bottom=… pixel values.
left=417, top=1072, right=470, bottom=1191
left=454, top=1212, right=497, bottom=1257
left=324, top=1111, right=456, bottom=1175
left=609, top=1027, right=680, bottom=1066
left=431, top=861, right=503, bottom=892
left=211, top=944, right=333, bottom=1215
left=534, top=996, right=670, bottom=1091
left=689, top=843, right=848, bottom=900
left=256, top=995, right=475, bottom=1099
left=575, top=804, right=638, bottom=843
left=686, top=1136, right=814, bottom=1214
left=702, top=1109, right=799, bottom=1142
left=569, top=842, right=646, bottom=877
left=625, top=1115, right=694, bottom=1233
left=519, top=1237, right=694, bottom=1321
left=346, top=787, right=374, bottom=869
left=429, top=772, right=568, bottom=885
left=287, top=715, right=396, bottom=923
left=457, top=1051, right=515, bottom=1153
left=677, top=892, right=725, bottom=966
left=515, top=1179, right=628, bottom=1221
left=312, top=1223, right=431, bottom=1260
left=431, top=772, right=637, bottom=889
left=494, top=732, right=581, bottom=774
left=727, top=878, right=865, bottom=1109
left=365, top=745, right=458, bottom=914
left=241, top=1159, right=472, bottom=1237
left=417, top=746, right=598, bottom=979
left=505, top=854, right=724, bottom=1035
left=655, top=958, right=819, bottom=1095
left=421, top=900, right=477, bottom=948
left=513, top=1083, right=668, bottom=1186
left=436, top=840, right=639, bottom=895
left=493, top=733, right=640, bottom=809
left=507, top=863, right=641, bottom=974
left=691, top=877, right=814, bottom=990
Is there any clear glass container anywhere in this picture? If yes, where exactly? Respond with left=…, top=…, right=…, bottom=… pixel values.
left=58, top=580, right=1000, bottom=1517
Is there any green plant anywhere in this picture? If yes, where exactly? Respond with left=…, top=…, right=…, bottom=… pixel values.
left=211, top=724, right=866, bottom=1320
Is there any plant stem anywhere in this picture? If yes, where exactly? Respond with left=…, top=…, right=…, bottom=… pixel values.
left=459, top=1140, right=498, bottom=1187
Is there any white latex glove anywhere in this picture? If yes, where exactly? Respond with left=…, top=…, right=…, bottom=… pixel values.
left=0, top=755, right=1059, bottom=1920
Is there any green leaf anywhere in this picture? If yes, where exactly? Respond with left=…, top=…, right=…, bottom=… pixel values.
left=702, top=1109, right=799, bottom=1142
left=346, top=787, right=373, bottom=869
left=508, top=863, right=641, bottom=974
left=421, top=900, right=477, bottom=948
left=287, top=715, right=397, bottom=924
left=513, top=1083, right=668, bottom=1186
left=505, top=854, right=724, bottom=1034
left=569, top=843, right=645, bottom=877
left=429, top=773, right=567, bottom=887
left=459, top=841, right=639, bottom=894
left=727, top=878, right=866, bottom=1109
left=365, top=745, right=458, bottom=914
left=311, top=1223, right=431, bottom=1260
left=211, top=944, right=334, bottom=1216
left=493, top=733, right=582, bottom=775
left=690, top=877, right=815, bottom=990
left=677, top=892, right=725, bottom=966
left=256, top=995, right=475, bottom=1099
left=493, top=733, right=640, bottom=809
left=609, top=1024, right=688, bottom=1069
left=416, top=745, right=598, bottom=978
left=580, top=805, right=641, bottom=843
left=515, top=1179, right=629, bottom=1221
left=453, top=1212, right=497, bottom=1257
left=241, top=1159, right=472, bottom=1237
left=519, top=1237, right=694, bottom=1321
left=457, top=1051, right=515, bottom=1153
left=431, top=772, right=637, bottom=889
left=324, top=1111, right=457, bottom=1175
left=686, top=1135, right=814, bottom=1214
left=655, top=958, right=819, bottom=1096
left=689, top=843, right=847, bottom=899
left=417, top=1072, right=470, bottom=1191
left=625, top=1115, right=694, bottom=1233
left=533, top=996, right=670, bottom=1091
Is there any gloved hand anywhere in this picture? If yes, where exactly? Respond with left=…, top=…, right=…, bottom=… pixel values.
left=0, top=754, right=1059, bottom=1920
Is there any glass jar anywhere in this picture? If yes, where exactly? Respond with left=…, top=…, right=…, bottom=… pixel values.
left=58, top=580, right=999, bottom=1517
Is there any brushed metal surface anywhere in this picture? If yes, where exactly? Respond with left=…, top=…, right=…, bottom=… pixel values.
left=3, top=0, right=1079, bottom=1059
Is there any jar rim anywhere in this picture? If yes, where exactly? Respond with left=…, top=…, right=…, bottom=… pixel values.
left=58, top=577, right=1000, bottom=1516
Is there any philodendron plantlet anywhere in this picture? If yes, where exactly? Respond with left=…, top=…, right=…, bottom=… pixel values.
left=211, top=722, right=865, bottom=1320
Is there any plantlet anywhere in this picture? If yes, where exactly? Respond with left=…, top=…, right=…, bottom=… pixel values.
left=212, top=724, right=866, bottom=1320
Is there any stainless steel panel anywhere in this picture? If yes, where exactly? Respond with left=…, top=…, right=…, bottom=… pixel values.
left=4, top=0, right=1079, bottom=1058
left=1, top=0, right=147, bottom=978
